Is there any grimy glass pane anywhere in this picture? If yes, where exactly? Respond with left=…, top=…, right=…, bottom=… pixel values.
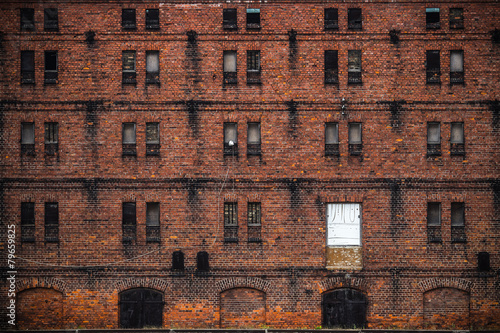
left=123, top=123, right=136, bottom=144
left=450, top=51, right=464, bottom=72
left=325, top=123, right=339, bottom=144
left=146, top=202, right=160, bottom=226
left=224, top=123, right=237, bottom=143
left=146, top=122, right=159, bottom=144
left=45, top=123, right=58, bottom=143
left=348, top=8, right=362, bottom=23
left=348, top=50, right=361, bottom=71
left=451, top=202, right=465, bottom=226
left=349, top=123, right=361, bottom=143
left=224, top=203, right=237, bottom=226
left=223, top=51, right=237, bottom=72
left=247, top=51, right=260, bottom=71
left=22, top=123, right=35, bottom=144
left=123, top=51, right=136, bottom=71
left=427, top=203, right=441, bottom=226
left=451, top=123, right=464, bottom=143
left=146, top=51, right=159, bottom=72
left=325, top=51, right=338, bottom=70
left=427, top=123, right=440, bottom=143
left=21, top=51, right=35, bottom=71
left=247, top=123, right=260, bottom=144
left=325, top=8, right=338, bottom=22
left=223, top=8, right=237, bottom=25
left=122, top=202, right=136, bottom=225
left=247, top=202, right=261, bottom=226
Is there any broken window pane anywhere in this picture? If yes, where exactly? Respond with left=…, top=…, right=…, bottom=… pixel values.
left=146, top=122, right=159, bottom=144
left=449, top=8, right=464, bottom=29
left=426, top=8, right=440, bottom=29
left=122, top=123, right=136, bottom=144
left=348, top=8, right=362, bottom=29
left=427, top=122, right=440, bottom=144
left=146, top=9, right=159, bottom=30
left=246, top=8, right=260, bottom=29
left=22, top=122, right=35, bottom=144
left=326, top=203, right=361, bottom=246
left=122, top=9, right=136, bottom=29
left=324, top=8, right=338, bottom=30
left=21, top=8, right=35, bottom=31
left=223, top=8, right=237, bottom=29
left=123, top=51, right=136, bottom=84
left=44, top=8, right=58, bottom=31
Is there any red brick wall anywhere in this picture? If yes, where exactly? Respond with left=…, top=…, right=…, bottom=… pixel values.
left=423, top=288, right=469, bottom=329
left=220, top=288, right=266, bottom=328
left=17, top=288, right=63, bottom=329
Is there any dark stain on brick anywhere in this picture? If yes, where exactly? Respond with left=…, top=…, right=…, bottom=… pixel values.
left=288, top=29, right=297, bottom=71
left=390, top=100, right=405, bottom=131
left=287, top=100, right=298, bottom=138
left=186, top=99, right=199, bottom=137
left=490, top=100, right=499, bottom=131
left=187, top=180, right=200, bottom=223
left=85, top=100, right=101, bottom=161
left=492, top=180, right=500, bottom=228
left=83, top=178, right=98, bottom=205
left=184, top=30, right=202, bottom=95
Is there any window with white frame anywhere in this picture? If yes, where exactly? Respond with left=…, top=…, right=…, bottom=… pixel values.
left=326, top=203, right=361, bottom=246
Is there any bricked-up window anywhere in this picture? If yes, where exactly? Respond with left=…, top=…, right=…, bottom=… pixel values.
left=325, top=122, right=339, bottom=156
left=44, top=51, right=58, bottom=84
left=325, top=51, right=339, bottom=84
left=122, top=202, right=136, bottom=243
left=246, top=8, right=260, bottom=29
left=223, top=8, right=237, bottom=30
left=20, top=8, right=35, bottom=31
left=122, top=123, right=137, bottom=156
left=224, top=122, right=238, bottom=155
left=450, top=122, right=465, bottom=155
left=449, top=8, right=464, bottom=29
left=21, top=122, right=35, bottom=155
left=324, top=8, right=338, bottom=30
left=21, top=51, right=35, bottom=84
left=122, top=51, right=136, bottom=84
left=348, top=123, right=362, bottom=155
left=247, top=202, right=261, bottom=242
left=450, top=50, right=464, bottom=84
left=172, top=251, right=185, bottom=270
left=427, top=122, right=441, bottom=156
left=348, top=8, right=362, bottom=30
left=197, top=251, right=210, bottom=271
left=427, top=202, right=441, bottom=243
left=247, top=122, right=261, bottom=155
left=223, top=51, right=237, bottom=85
left=146, top=51, right=160, bottom=84
left=224, top=202, right=238, bottom=242
left=44, top=8, right=58, bottom=31
left=146, top=122, right=160, bottom=156
left=44, top=202, right=59, bottom=242
left=451, top=202, right=466, bottom=242
left=247, top=51, right=261, bottom=84
left=44, top=122, right=58, bottom=156
left=21, top=202, right=35, bottom=242
left=426, top=8, right=440, bottom=29
left=426, top=50, right=441, bottom=84
left=122, top=9, right=136, bottom=30
left=348, top=50, right=362, bottom=84
left=146, top=9, right=159, bottom=30
left=146, top=202, right=160, bottom=242
left=327, top=203, right=361, bottom=246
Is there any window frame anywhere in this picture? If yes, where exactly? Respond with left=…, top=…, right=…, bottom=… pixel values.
left=426, top=50, right=441, bottom=84
left=20, top=8, right=35, bottom=31
left=427, top=122, right=441, bottom=156
left=146, top=202, right=160, bottom=242
left=21, top=202, right=35, bottom=242
left=122, top=202, right=137, bottom=243
left=347, top=50, right=362, bottom=84
left=44, top=8, right=58, bottom=31
left=44, top=202, right=59, bottom=242
left=246, top=50, right=261, bottom=84
left=223, top=122, right=238, bottom=155
left=44, top=122, right=59, bottom=156
left=450, top=50, right=464, bottom=85
left=347, top=8, right=362, bottom=30
left=224, top=202, right=238, bottom=242
left=146, top=51, right=160, bottom=85
left=122, top=8, right=136, bottom=30
left=348, top=122, right=362, bottom=155
left=122, top=122, right=137, bottom=156
left=146, top=122, right=160, bottom=156
left=450, top=122, right=465, bottom=155
left=223, top=50, right=237, bottom=85
left=451, top=202, right=466, bottom=242
left=427, top=202, right=441, bottom=243
left=324, top=8, right=339, bottom=30
left=426, top=8, right=440, bottom=29
left=324, top=50, right=339, bottom=84
left=122, top=50, right=137, bottom=85
left=44, top=51, right=58, bottom=85
left=21, top=51, right=35, bottom=84
left=326, top=203, right=362, bottom=247
left=145, top=8, right=160, bottom=30
left=223, top=8, right=238, bottom=30
left=247, top=122, right=261, bottom=156
left=246, top=8, right=260, bottom=30
left=449, top=8, right=464, bottom=29
left=325, top=122, right=339, bottom=156
left=247, top=202, right=262, bottom=243
left=21, top=122, right=35, bottom=155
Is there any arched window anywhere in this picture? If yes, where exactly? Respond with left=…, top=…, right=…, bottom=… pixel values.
left=120, top=288, right=163, bottom=328
left=197, top=251, right=209, bottom=271
left=172, top=250, right=184, bottom=270
left=322, top=288, right=367, bottom=328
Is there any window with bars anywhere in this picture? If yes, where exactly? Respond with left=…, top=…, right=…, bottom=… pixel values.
left=325, top=123, right=339, bottom=156
left=45, top=202, right=59, bottom=242
left=146, top=9, right=160, bottom=30
left=325, top=51, right=338, bottom=84
left=20, top=8, right=35, bottom=31
left=427, top=202, right=441, bottom=243
left=122, top=51, right=136, bottom=84
left=450, top=122, right=465, bottom=155
left=247, top=51, right=261, bottom=84
left=146, top=202, right=160, bottom=242
left=21, top=202, right=35, bottom=242
left=224, top=123, right=238, bottom=155
left=122, top=202, right=136, bottom=243
left=451, top=202, right=466, bottom=242
left=223, top=51, right=237, bottom=85
left=146, top=122, right=160, bottom=156
left=122, top=9, right=136, bottom=30
left=450, top=50, right=464, bottom=84
left=44, top=8, right=58, bottom=31
left=246, top=8, right=260, bottom=29
left=146, top=51, right=160, bottom=84
left=324, top=8, right=338, bottom=30
left=223, top=8, right=237, bottom=30
left=21, top=51, right=35, bottom=84
left=224, top=202, right=238, bottom=242
left=122, top=123, right=136, bottom=156
left=426, top=50, right=441, bottom=84
left=21, top=122, right=35, bottom=155
left=348, top=8, right=362, bottom=30
left=427, top=122, right=441, bottom=156
left=44, top=51, right=58, bottom=84
left=426, top=8, right=440, bottom=29
left=44, top=122, right=58, bottom=155
left=247, top=122, right=261, bottom=156
left=449, top=8, right=464, bottom=29
left=348, top=123, right=362, bottom=155
left=348, top=50, right=362, bottom=84
left=247, top=202, right=261, bottom=242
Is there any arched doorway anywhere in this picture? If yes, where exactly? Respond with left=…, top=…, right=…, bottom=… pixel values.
left=120, top=288, right=164, bottom=328
left=322, top=288, right=367, bottom=328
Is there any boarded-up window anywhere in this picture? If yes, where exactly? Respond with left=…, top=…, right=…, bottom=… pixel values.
left=324, top=8, right=338, bottom=30
left=220, top=288, right=266, bottom=328
left=44, top=8, right=58, bottom=31
left=146, top=202, right=160, bottom=242
left=326, top=203, right=361, bottom=246
left=146, top=9, right=159, bottom=30
left=426, top=8, right=440, bottom=29
left=21, top=51, right=35, bottom=84
left=17, top=288, right=64, bottom=329
left=21, top=202, right=35, bottom=242
left=44, top=202, right=58, bottom=242
left=423, top=288, right=470, bottom=329
left=247, top=122, right=261, bottom=155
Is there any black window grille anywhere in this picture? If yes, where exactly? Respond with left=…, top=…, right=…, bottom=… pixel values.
left=146, top=9, right=159, bottom=30
left=44, top=51, right=58, bottom=84
left=223, top=8, right=237, bottom=30
left=44, top=202, right=59, bottom=242
left=247, top=51, right=261, bottom=84
left=224, top=202, right=238, bottom=242
left=122, top=202, right=136, bottom=243
left=44, top=8, right=58, bottom=31
left=247, top=202, right=261, bottom=242
left=21, top=202, right=35, bottom=242
left=324, top=8, right=338, bottom=30
left=122, top=9, right=136, bottom=30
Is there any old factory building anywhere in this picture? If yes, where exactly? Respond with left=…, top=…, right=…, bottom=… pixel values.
left=0, top=0, right=499, bottom=330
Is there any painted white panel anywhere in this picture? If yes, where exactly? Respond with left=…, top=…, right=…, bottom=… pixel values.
left=327, top=203, right=361, bottom=246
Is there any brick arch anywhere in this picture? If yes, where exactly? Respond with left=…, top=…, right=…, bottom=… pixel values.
left=318, top=276, right=368, bottom=293
left=16, top=277, right=68, bottom=294
left=115, top=278, right=169, bottom=293
left=418, top=277, right=472, bottom=292
left=216, top=277, right=271, bottom=293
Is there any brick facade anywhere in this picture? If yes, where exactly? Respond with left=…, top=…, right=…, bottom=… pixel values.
left=0, top=0, right=499, bottom=329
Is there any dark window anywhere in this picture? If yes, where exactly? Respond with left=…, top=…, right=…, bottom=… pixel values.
left=146, top=122, right=160, bottom=156
left=426, top=8, right=440, bottom=29
left=223, top=122, right=238, bottom=155
left=122, top=202, right=136, bottom=243
left=325, top=51, right=338, bottom=84
left=348, top=123, right=362, bottom=155
left=247, top=202, right=261, bottom=242
left=427, top=202, right=441, bottom=243
left=478, top=252, right=490, bottom=272
left=324, top=8, right=338, bottom=30
left=44, top=51, right=58, bottom=84
left=20, top=8, right=35, bottom=31
left=322, top=289, right=367, bottom=328
left=348, top=8, right=362, bottom=30
left=146, top=51, right=160, bottom=84
left=44, top=122, right=58, bottom=155
left=21, top=51, right=35, bottom=84
left=120, top=288, right=163, bottom=328
left=325, top=122, right=339, bottom=156
left=450, top=50, right=464, bottom=84
left=246, top=8, right=260, bottom=29
left=122, top=123, right=136, bottom=156
left=451, top=202, right=466, bottom=242
left=172, top=251, right=185, bottom=270
left=44, top=8, right=58, bottom=31
left=247, top=51, right=261, bottom=84
left=427, top=122, right=441, bottom=156
left=449, top=8, right=464, bottom=29
left=21, top=122, right=35, bottom=155
left=21, top=202, right=35, bottom=242
left=223, top=51, right=237, bottom=85
left=223, top=8, right=237, bottom=30
left=122, top=9, right=136, bottom=30
left=224, top=202, right=238, bottom=242
left=146, top=9, right=159, bottom=30
left=122, top=51, right=136, bottom=84
left=146, top=202, right=160, bottom=242
left=196, top=251, right=210, bottom=271
left=247, top=122, right=261, bottom=156
left=348, top=50, right=362, bottom=84
left=426, top=50, right=441, bottom=84
left=44, top=202, right=58, bottom=242
left=450, top=122, right=465, bottom=155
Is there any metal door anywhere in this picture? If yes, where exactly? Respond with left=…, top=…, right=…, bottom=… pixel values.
left=322, top=288, right=367, bottom=328
left=120, top=288, right=163, bottom=328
